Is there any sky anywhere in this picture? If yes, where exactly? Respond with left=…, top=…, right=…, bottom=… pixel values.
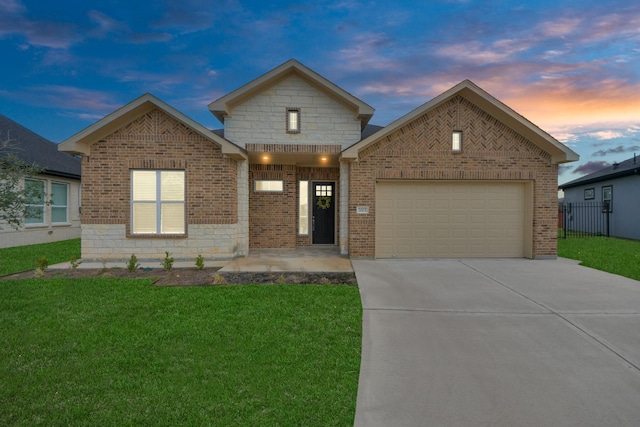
left=1, top=0, right=639, bottom=186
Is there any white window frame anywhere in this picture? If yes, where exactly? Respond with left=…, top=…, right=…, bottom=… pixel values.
left=299, top=180, right=309, bottom=235
left=24, top=178, right=46, bottom=226
left=131, top=170, right=185, bottom=235
left=254, top=180, right=284, bottom=192
left=50, top=181, right=69, bottom=224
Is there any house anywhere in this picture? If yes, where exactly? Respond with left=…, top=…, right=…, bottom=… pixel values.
left=0, top=115, right=82, bottom=248
left=58, top=59, right=578, bottom=261
left=559, top=155, right=640, bottom=240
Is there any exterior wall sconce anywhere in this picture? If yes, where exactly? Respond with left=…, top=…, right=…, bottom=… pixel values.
left=452, top=131, right=462, bottom=153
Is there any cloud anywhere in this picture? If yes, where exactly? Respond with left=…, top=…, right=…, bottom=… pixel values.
left=573, top=161, right=610, bottom=175
left=3, top=85, right=121, bottom=115
left=558, top=164, right=573, bottom=176
left=87, top=10, right=172, bottom=44
left=587, top=130, right=625, bottom=140
left=593, top=145, right=640, bottom=157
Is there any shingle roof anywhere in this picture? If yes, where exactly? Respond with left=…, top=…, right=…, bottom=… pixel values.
left=559, top=154, right=640, bottom=189
left=0, top=115, right=81, bottom=179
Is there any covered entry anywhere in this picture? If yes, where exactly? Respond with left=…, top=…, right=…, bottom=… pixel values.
left=375, top=181, right=532, bottom=258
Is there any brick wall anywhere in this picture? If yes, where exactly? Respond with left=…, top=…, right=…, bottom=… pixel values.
left=348, top=96, right=558, bottom=258
left=248, top=164, right=340, bottom=249
left=80, top=108, right=239, bottom=260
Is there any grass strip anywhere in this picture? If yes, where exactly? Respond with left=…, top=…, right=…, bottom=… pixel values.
left=0, top=239, right=81, bottom=276
left=558, top=237, right=640, bottom=281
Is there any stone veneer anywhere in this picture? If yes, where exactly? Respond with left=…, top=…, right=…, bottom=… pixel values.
left=224, top=74, right=362, bottom=149
left=348, top=96, right=559, bottom=259
left=81, top=224, right=238, bottom=261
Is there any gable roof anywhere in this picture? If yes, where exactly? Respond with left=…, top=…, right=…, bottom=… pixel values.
left=58, top=94, right=247, bottom=160
left=559, top=154, right=640, bottom=189
left=0, top=114, right=81, bottom=179
left=342, top=80, right=579, bottom=164
left=208, top=59, right=375, bottom=130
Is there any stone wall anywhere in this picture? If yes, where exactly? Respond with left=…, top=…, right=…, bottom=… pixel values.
left=224, top=74, right=362, bottom=149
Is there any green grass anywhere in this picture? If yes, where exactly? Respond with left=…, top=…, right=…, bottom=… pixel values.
left=0, top=239, right=81, bottom=276
left=558, top=236, right=640, bottom=281
left=0, top=279, right=362, bottom=426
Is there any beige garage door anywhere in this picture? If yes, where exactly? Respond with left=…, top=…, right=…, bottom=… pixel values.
left=376, top=181, right=528, bottom=258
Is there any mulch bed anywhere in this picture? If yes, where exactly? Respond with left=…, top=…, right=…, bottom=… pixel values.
left=1, top=268, right=358, bottom=286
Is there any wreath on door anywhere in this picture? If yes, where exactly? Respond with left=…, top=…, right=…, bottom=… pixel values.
left=316, top=196, right=331, bottom=210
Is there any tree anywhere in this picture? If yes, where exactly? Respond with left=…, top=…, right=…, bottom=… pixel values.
left=0, top=132, right=45, bottom=230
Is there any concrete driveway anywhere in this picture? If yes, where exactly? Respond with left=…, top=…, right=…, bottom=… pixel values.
left=352, top=258, right=640, bottom=427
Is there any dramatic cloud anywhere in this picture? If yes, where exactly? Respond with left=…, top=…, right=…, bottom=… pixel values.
left=573, top=161, right=610, bottom=175
left=593, top=145, right=640, bottom=157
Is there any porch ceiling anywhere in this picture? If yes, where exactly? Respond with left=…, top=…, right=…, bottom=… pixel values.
left=248, top=151, right=339, bottom=167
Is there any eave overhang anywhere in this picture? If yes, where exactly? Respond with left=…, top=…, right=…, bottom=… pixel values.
left=341, top=80, right=579, bottom=165
left=58, top=93, right=247, bottom=161
left=208, top=59, right=375, bottom=130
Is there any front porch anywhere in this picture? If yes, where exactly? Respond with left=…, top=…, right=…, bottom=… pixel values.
left=219, top=246, right=352, bottom=273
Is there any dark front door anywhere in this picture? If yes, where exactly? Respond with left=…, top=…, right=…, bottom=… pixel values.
left=312, top=182, right=335, bottom=244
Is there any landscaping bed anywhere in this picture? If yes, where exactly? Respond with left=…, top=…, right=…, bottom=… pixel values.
left=2, top=267, right=358, bottom=286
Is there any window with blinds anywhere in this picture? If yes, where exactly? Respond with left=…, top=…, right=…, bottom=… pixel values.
left=131, top=170, right=185, bottom=234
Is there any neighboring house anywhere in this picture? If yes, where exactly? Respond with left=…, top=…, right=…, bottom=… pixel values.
left=559, top=155, right=640, bottom=240
left=0, top=115, right=82, bottom=248
left=59, top=59, right=577, bottom=261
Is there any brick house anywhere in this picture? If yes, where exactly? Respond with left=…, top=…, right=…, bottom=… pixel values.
left=59, top=59, right=578, bottom=261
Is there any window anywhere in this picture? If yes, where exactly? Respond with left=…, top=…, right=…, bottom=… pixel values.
left=287, top=108, right=300, bottom=133
left=602, top=185, right=612, bottom=213
left=51, top=182, right=69, bottom=223
left=131, top=170, right=185, bottom=235
left=255, top=180, right=283, bottom=192
left=584, top=188, right=595, bottom=200
left=24, top=178, right=45, bottom=225
left=299, top=180, right=309, bottom=235
left=452, top=131, right=462, bottom=152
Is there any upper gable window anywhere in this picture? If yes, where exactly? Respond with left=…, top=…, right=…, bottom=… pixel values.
left=287, top=108, right=300, bottom=134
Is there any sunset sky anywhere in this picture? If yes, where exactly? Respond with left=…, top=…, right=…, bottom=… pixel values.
left=1, top=0, right=639, bottom=185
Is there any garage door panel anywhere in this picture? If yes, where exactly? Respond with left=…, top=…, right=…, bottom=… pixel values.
left=376, top=181, right=526, bottom=258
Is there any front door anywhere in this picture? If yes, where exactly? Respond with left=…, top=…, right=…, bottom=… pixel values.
left=312, top=182, right=335, bottom=244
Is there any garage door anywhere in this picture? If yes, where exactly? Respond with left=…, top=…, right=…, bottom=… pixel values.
left=376, top=181, right=527, bottom=258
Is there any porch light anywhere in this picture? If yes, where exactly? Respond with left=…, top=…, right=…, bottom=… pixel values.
left=262, top=155, right=269, bottom=161
left=452, top=131, right=462, bottom=152
left=321, top=157, right=328, bottom=162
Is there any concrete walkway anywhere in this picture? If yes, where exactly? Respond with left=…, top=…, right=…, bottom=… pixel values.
left=352, top=258, right=640, bottom=427
left=49, top=247, right=353, bottom=273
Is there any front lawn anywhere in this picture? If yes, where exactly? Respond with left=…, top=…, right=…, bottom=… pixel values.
left=0, top=279, right=362, bottom=426
left=0, top=239, right=81, bottom=276
left=558, top=237, right=640, bottom=281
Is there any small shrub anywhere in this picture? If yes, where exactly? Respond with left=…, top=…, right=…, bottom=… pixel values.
left=276, top=274, right=287, bottom=284
left=195, top=254, right=205, bottom=270
left=161, top=251, right=174, bottom=271
left=127, top=254, right=140, bottom=272
left=35, top=256, right=49, bottom=277
left=69, top=256, right=82, bottom=270
left=212, top=273, right=227, bottom=285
